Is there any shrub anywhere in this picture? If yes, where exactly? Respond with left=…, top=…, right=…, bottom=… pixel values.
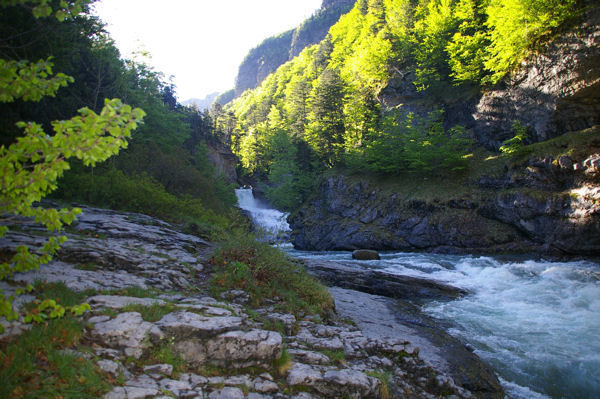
left=209, top=233, right=334, bottom=318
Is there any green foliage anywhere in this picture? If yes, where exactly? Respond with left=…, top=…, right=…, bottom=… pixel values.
left=0, top=99, right=143, bottom=324
left=355, top=110, right=473, bottom=174
left=0, top=0, right=85, bottom=21
left=484, top=0, right=579, bottom=83
left=209, top=232, right=334, bottom=318
left=367, top=370, right=392, bottom=399
left=0, top=2, right=145, bottom=327
left=413, top=0, right=459, bottom=92
left=149, top=337, right=186, bottom=374
left=55, top=168, right=229, bottom=239
left=0, top=58, right=73, bottom=102
left=499, top=120, right=529, bottom=154
left=121, top=302, right=177, bottom=322
left=0, top=316, right=110, bottom=398
left=322, top=349, right=347, bottom=366
left=228, top=0, right=582, bottom=200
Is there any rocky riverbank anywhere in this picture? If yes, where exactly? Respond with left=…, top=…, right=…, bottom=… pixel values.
left=0, top=205, right=504, bottom=398
left=289, top=134, right=600, bottom=255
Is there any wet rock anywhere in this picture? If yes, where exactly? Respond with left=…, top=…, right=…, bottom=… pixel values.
left=352, top=249, right=380, bottom=260
left=303, top=259, right=467, bottom=301
left=330, top=286, right=504, bottom=398
left=289, top=170, right=600, bottom=255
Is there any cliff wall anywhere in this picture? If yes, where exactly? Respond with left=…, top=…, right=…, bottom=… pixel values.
left=233, top=0, right=355, bottom=98
left=289, top=131, right=600, bottom=255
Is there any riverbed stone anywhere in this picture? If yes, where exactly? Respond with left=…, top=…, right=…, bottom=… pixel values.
left=253, top=378, right=279, bottom=393
left=286, top=363, right=380, bottom=398
left=287, top=349, right=331, bottom=365
left=143, top=363, right=173, bottom=376
left=104, top=386, right=160, bottom=399
left=352, top=249, right=381, bottom=260
left=159, top=378, right=192, bottom=396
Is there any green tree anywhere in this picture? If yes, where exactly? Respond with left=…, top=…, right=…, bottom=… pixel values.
left=413, top=0, right=459, bottom=93
left=0, top=0, right=144, bottom=327
left=306, top=68, right=346, bottom=165
left=484, top=0, right=578, bottom=83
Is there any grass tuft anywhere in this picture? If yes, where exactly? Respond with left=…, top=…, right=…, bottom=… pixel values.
left=208, top=232, right=334, bottom=319
left=120, top=302, right=177, bottom=322
left=0, top=317, right=109, bottom=398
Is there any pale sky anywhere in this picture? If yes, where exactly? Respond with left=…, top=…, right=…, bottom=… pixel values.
left=93, top=0, right=323, bottom=101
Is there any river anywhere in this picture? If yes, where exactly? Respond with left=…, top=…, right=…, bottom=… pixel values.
left=235, top=188, right=600, bottom=399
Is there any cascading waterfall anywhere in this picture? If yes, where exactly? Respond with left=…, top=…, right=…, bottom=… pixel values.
left=235, top=188, right=290, bottom=241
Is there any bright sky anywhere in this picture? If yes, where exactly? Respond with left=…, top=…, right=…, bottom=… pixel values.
left=93, top=0, right=323, bottom=101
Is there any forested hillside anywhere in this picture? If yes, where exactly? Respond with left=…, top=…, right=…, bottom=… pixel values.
left=229, top=0, right=594, bottom=210
left=0, top=1, right=240, bottom=238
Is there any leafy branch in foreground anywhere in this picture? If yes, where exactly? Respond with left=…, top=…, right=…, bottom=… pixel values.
left=0, top=0, right=144, bottom=330
left=0, top=99, right=145, bottom=326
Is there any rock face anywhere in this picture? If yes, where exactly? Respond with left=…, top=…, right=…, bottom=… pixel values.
left=233, top=0, right=356, bottom=97
left=289, top=159, right=600, bottom=254
left=206, top=139, right=238, bottom=183
left=1, top=205, right=210, bottom=291
left=472, top=7, right=600, bottom=149
left=378, top=6, right=600, bottom=151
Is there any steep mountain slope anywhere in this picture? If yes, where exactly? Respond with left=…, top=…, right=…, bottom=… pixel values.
left=233, top=0, right=355, bottom=98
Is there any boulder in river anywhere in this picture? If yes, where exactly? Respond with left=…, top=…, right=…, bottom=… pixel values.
left=352, top=249, right=380, bottom=260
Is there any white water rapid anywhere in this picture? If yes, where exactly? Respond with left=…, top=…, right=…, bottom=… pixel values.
left=287, top=249, right=600, bottom=399
left=233, top=190, right=600, bottom=398
left=235, top=188, right=290, bottom=240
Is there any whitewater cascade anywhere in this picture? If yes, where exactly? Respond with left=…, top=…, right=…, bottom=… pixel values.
left=235, top=188, right=291, bottom=240
left=286, top=248, right=600, bottom=399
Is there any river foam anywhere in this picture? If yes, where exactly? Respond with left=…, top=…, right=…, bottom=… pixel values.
left=288, top=249, right=600, bottom=398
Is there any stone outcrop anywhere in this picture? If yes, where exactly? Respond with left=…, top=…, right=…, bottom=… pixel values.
left=303, top=259, right=468, bottom=300
left=289, top=153, right=600, bottom=254
left=472, top=7, right=600, bottom=149
left=206, top=140, right=238, bottom=183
